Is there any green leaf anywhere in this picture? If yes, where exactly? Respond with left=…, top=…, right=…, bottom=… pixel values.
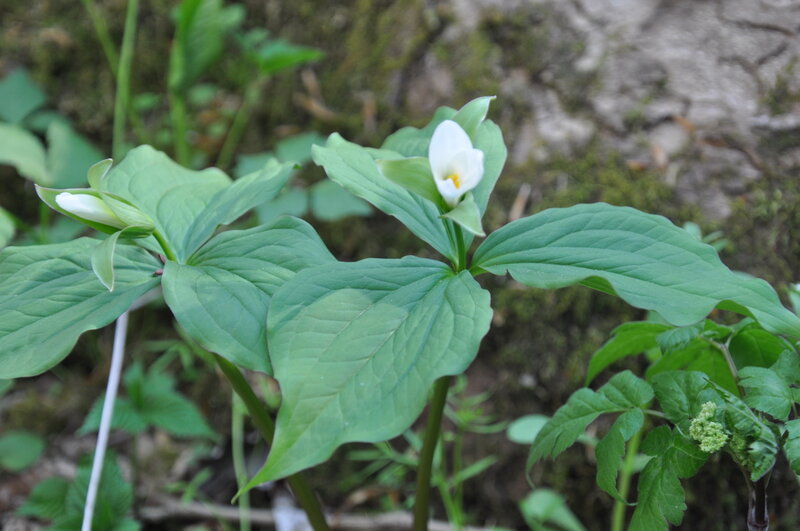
left=141, top=388, right=215, bottom=439
left=442, top=193, right=485, bottom=237
left=0, top=68, right=46, bottom=123
left=257, top=186, right=309, bottom=224
left=18, top=477, right=70, bottom=519
left=101, top=145, right=231, bottom=262
left=586, top=322, right=670, bottom=384
left=646, top=341, right=739, bottom=395
left=91, top=229, right=150, bottom=291
left=274, top=132, right=326, bottom=164
left=596, top=409, right=644, bottom=502
left=507, top=414, right=550, bottom=444
left=79, top=396, right=148, bottom=435
left=473, top=203, right=800, bottom=339
left=234, top=151, right=277, bottom=178
left=651, top=371, right=717, bottom=431
left=309, top=180, right=372, bottom=222
left=87, top=158, right=114, bottom=190
left=46, top=120, right=104, bottom=188
left=784, top=419, right=800, bottom=476
left=245, top=36, right=323, bottom=75
left=519, top=489, right=586, bottom=531
left=655, top=322, right=704, bottom=354
left=249, top=257, right=492, bottom=483
left=60, top=453, right=134, bottom=530
left=717, top=388, right=779, bottom=480
left=169, top=0, right=241, bottom=92
left=376, top=156, right=440, bottom=205
left=0, top=430, right=45, bottom=471
left=736, top=350, right=800, bottom=423
left=0, top=123, right=49, bottom=183
left=180, top=160, right=294, bottom=256
left=0, top=238, right=160, bottom=378
left=0, top=207, right=14, bottom=248
left=629, top=427, right=707, bottom=531
left=312, top=134, right=454, bottom=260
left=162, top=217, right=334, bottom=373
left=530, top=371, right=653, bottom=464
left=729, top=326, right=792, bottom=369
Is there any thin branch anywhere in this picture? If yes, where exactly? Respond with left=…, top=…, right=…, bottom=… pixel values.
left=82, top=311, right=130, bottom=531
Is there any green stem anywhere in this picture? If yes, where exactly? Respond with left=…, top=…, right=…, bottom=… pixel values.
left=152, top=231, right=177, bottom=262
left=113, top=0, right=138, bottom=161
left=453, top=224, right=467, bottom=272
left=216, top=76, right=265, bottom=171
left=170, top=91, right=191, bottom=166
left=80, top=0, right=119, bottom=74
left=611, top=427, right=643, bottom=531
left=413, top=376, right=452, bottom=531
left=232, top=394, right=251, bottom=531
left=212, top=355, right=330, bottom=531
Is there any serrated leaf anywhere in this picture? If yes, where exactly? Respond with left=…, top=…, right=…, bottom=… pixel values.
left=596, top=409, right=644, bottom=502
left=651, top=371, right=717, bottom=430
left=60, top=453, right=134, bottom=530
left=312, top=135, right=454, bottom=259
left=0, top=430, right=45, bottom=471
left=248, top=257, right=492, bottom=483
left=0, top=68, right=46, bottom=123
left=162, top=217, right=334, bottom=373
left=142, top=389, right=215, bottom=439
left=247, top=38, right=323, bottom=75
left=46, top=120, right=104, bottom=188
left=519, top=489, right=586, bottom=531
left=0, top=207, right=14, bottom=248
left=180, top=160, right=294, bottom=256
left=656, top=322, right=704, bottom=354
left=17, top=477, right=70, bottom=519
left=443, top=193, right=485, bottom=237
left=739, top=366, right=793, bottom=420
left=629, top=427, right=707, bottom=531
left=730, top=326, right=794, bottom=369
left=784, top=420, right=800, bottom=476
left=309, top=179, right=372, bottom=222
left=376, top=156, right=440, bottom=205
left=586, top=322, right=671, bottom=384
left=78, top=397, right=148, bottom=435
left=100, top=145, right=231, bottom=262
left=507, top=414, right=550, bottom=444
left=473, top=203, right=800, bottom=339
left=0, top=239, right=160, bottom=378
left=646, top=341, right=739, bottom=395
left=0, top=122, right=49, bottom=183
left=530, top=371, right=652, bottom=464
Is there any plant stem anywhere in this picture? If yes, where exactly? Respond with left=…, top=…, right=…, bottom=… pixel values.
left=212, top=355, right=330, bottom=531
left=748, top=475, right=769, bottom=530
left=82, top=311, right=130, bottom=531
left=170, top=91, right=191, bottom=166
left=611, top=427, right=643, bottom=531
left=112, top=0, right=139, bottom=161
left=217, top=76, right=265, bottom=171
left=454, top=224, right=467, bottom=272
left=232, top=394, right=251, bottom=531
left=153, top=231, right=177, bottom=262
left=413, top=376, right=452, bottom=531
left=80, top=0, right=119, bottom=74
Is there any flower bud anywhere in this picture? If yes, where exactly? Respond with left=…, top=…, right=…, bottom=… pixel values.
left=55, top=192, right=127, bottom=229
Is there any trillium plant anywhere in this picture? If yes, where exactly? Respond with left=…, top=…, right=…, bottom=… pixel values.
left=2, top=96, right=799, bottom=530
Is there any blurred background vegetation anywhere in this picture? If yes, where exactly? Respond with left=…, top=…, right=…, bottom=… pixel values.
left=1, top=0, right=799, bottom=529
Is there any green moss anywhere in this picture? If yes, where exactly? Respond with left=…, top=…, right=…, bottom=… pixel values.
left=763, top=59, right=800, bottom=116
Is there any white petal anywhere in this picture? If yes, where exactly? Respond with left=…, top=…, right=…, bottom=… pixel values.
left=433, top=177, right=462, bottom=207
left=448, top=148, right=484, bottom=193
left=55, top=192, right=124, bottom=228
left=429, top=120, right=473, bottom=180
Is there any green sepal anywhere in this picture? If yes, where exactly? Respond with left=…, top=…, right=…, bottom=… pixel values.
left=100, top=193, right=156, bottom=235
left=442, top=193, right=485, bottom=237
left=87, top=158, right=113, bottom=190
left=376, top=157, right=441, bottom=206
left=91, top=226, right=151, bottom=291
left=452, top=95, right=495, bottom=139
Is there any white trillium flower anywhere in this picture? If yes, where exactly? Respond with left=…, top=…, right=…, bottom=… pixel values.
left=428, top=120, right=484, bottom=208
left=55, top=192, right=126, bottom=229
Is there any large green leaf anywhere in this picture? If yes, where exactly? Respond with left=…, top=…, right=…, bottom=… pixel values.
left=0, top=238, right=160, bottom=378
left=646, top=341, right=739, bottom=396
left=248, top=257, right=492, bottom=483
left=162, top=217, right=334, bottom=373
left=312, top=134, right=455, bottom=261
left=473, top=203, right=800, bottom=338
left=586, top=322, right=670, bottom=384
left=0, top=68, right=46, bottom=124
left=651, top=371, right=718, bottom=431
left=0, top=123, right=48, bottom=183
left=101, top=145, right=230, bottom=262
left=629, top=426, right=707, bottom=531
left=180, top=160, right=294, bottom=256
left=46, top=121, right=104, bottom=188
left=595, top=408, right=644, bottom=502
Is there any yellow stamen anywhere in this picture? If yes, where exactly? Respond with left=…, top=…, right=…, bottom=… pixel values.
left=446, top=173, right=462, bottom=189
